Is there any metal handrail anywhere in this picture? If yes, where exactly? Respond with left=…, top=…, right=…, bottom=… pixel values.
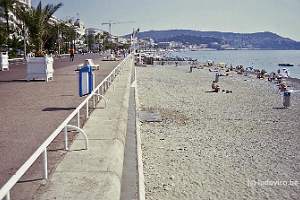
left=0, top=54, right=133, bottom=200
left=64, top=125, right=89, bottom=151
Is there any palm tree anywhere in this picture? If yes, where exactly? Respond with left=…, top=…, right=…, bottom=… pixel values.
left=16, top=1, right=62, bottom=55
left=0, top=22, right=6, bottom=47
left=0, top=0, right=17, bottom=39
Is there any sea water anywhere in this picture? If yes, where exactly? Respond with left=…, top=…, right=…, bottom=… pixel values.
left=172, top=50, right=300, bottom=79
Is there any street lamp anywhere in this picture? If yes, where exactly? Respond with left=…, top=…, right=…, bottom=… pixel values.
left=22, top=24, right=27, bottom=58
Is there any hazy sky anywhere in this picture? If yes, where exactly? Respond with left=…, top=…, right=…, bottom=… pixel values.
left=32, top=0, right=300, bottom=41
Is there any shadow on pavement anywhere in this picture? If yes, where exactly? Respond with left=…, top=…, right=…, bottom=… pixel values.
left=42, top=107, right=76, bottom=111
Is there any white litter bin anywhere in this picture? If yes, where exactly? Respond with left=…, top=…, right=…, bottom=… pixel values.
left=283, top=91, right=291, bottom=108
left=0, top=52, right=9, bottom=71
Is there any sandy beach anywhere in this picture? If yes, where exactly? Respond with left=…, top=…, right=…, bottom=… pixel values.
left=137, top=64, right=300, bottom=199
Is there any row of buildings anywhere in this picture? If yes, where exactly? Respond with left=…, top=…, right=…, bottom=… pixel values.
left=0, top=0, right=31, bottom=31
left=138, top=39, right=237, bottom=51
left=0, top=0, right=131, bottom=54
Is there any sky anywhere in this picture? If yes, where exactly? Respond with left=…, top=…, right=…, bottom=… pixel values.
left=32, top=0, right=300, bottom=41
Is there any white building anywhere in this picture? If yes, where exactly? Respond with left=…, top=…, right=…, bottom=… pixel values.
left=74, top=18, right=85, bottom=37
left=118, top=37, right=130, bottom=44
left=0, top=0, right=32, bottom=31
left=85, top=28, right=103, bottom=36
left=18, top=0, right=31, bottom=7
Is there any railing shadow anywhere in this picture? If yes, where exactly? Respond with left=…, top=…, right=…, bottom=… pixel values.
left=0, top=79, right=45, bottom=83
left=42, top=107, right=76, bottom=112
left=17, top=178, right=43, bottom=184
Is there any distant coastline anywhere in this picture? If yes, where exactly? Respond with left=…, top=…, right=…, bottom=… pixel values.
left=134, top=29, right=300, bottom=50
left=183, top=48, right=300, bottom=51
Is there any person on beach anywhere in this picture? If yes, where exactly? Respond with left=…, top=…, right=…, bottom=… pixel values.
left=212, top=81, right=220, bottom=92
left=279, top=81, right=288, bottom=92
left=69, top=48, right=75, bottom=62
left=268, top=72, right=276, bottom=82
left=282, top=68, right=289, bottom=78
left=277, top=69, right=282, bottom=77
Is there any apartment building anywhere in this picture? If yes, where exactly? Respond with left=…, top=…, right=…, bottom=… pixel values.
left=0, top=0, right=31, bottom=30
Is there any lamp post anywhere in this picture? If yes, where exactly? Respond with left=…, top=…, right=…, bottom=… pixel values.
left=23, top=24, right=27, bottom=58
left=131, top=28, right=139, bottom=53
left=58, top=31, right=62, bottom=55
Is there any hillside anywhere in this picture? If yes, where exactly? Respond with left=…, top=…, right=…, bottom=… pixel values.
left=135, top=30, right=300, bottom=50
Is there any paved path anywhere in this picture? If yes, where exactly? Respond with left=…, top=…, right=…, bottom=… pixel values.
left=32, top=56, right=133, bottom=200
left=0, top=54, right=120, bottom=199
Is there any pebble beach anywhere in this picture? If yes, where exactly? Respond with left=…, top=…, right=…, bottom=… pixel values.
left=137, top=64, right=300, bottom=199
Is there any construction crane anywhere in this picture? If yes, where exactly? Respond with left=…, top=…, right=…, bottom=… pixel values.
left=101, top=21, right=135, bottom=35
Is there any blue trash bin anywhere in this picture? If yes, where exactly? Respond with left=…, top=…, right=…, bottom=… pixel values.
left=79, top=65, right=94, bottom=97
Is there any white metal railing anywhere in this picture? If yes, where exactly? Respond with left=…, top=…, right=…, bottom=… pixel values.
left=0, top=54, right=133, bottom=200
left=64, top=125, right=88, bottom=151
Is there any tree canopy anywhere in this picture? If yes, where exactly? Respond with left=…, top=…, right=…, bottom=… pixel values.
left=15, top=1, right=62, bottom=54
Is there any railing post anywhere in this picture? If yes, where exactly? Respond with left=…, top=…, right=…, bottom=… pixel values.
left=43, top=149, right=48, bottom=180
left=77, top=110, right=80, bottom=128
left=86, top=100, right=89, bottom=118
left=97, top=88, right=100, bottom=101
left=93, top=93, right=96, bottom=108
left=66, top=125, right=89, bottom=150
left=4, top=192, right=10, bottom=200
left=64, top=126, right=68, bottom=151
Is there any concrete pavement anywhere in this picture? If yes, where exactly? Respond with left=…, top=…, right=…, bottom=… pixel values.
left=33, top=56, right=134, bottom=200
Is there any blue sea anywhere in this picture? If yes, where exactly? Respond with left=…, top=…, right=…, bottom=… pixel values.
left=171, top=50, right=300, bottom=79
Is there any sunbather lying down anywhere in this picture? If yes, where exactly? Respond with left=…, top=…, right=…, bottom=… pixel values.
left=209, top=68, right=219, bottom=72
left=222, top=89, right=233, bottom=93
left=212, top=81, right=220, bottom=92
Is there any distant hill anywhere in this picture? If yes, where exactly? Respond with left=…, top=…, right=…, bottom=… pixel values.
left=134, top=29, right=300, bottom=50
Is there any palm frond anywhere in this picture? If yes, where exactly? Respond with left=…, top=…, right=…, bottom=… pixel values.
left=15, top=1, right=63, bottom=51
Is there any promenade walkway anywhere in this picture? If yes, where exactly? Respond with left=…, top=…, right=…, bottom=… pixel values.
left=0, top=54, right=120, bottom=199
left=32, top=56, right=134, bottom=199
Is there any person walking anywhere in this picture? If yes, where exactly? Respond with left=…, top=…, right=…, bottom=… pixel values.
left=69, top=48, right=75, bottom=62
